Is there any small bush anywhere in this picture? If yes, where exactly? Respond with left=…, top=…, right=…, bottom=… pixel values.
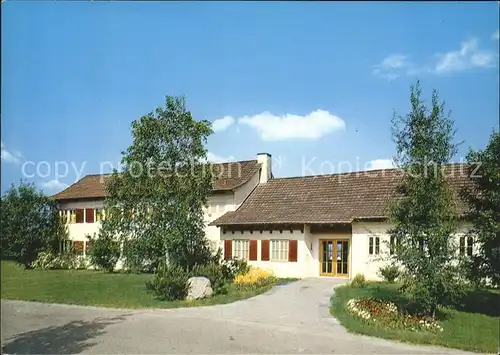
left=378, top=265, right=400, bottom=283
left=87, top=236, right=120, bottom=272
left=31, top=250, right=88, bottom=270
left=224, top=258, right=250, bottom=278
left=191, top=262, right=227, bottom=295
left=31, top=251, right=57, bottom=269
left=234, top=267, right=275, bottom=291
left=351, top=273, right=366, bottom=288
left=146, top=263, right=189, bottom=301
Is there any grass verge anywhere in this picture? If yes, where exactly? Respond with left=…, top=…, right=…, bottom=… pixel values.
left=330, top=282, right=499, bottom=353
left=1, top=261, right=296, bottom=309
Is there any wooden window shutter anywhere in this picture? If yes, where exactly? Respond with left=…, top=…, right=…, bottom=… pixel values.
left=224, top=240, right=232, bottom=260
left=249, top=240, right=257, bottom=261
left=75, top=209, right=84, bottom=224
left=85, top=208, right=94, bottom=223
left=85, top=241, right=91, bottom=252
left=289, top=240, right=298, bottom=262
left=261, top=240, right=270, bottom=261
left=73, top=241, right=84, bottom=254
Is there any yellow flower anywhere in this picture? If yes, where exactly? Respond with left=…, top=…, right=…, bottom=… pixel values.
left=234, top=267, right=274, bottom=286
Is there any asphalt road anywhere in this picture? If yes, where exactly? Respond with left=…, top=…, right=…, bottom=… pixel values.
left=1, top=278, right=477, bottom=354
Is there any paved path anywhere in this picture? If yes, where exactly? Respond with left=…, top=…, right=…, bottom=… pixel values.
left=1, top=278, right=476, bottom=354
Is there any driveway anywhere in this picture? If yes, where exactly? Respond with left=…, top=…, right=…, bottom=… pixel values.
left=1, top=278, right=475, bottom=354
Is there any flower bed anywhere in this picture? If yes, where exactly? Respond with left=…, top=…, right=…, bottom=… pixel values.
left=346, top=298, right=443, bottom=332
left=233, top=267, right=275, bottom=291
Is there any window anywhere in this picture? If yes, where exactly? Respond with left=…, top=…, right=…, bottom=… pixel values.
left=69, top=210, right=77, bottom=224
left=459, top=236, right=473, bottom=257
left=59, top=240, right=72, bottom=253
left=390, top=236, right=398, bottom=255
left=418, top=238, right=425, bottom=253
left=467, top=237, right=473, bottom=257
left=73, top=241, right=84, bottom=255
left=369, top=237, right=380, bottom=255
left=95, top=208, right=104, bottom=222
left=271, top=240, right=289, bottom=261
left=233, top=239, right=249, bottom=260
left=75, top=209, right=84, bottom=224
left=59, top=210, right=68, bottom=224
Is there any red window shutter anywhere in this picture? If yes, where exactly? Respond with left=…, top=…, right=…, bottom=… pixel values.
left=289, top=240, right=298, bottom=262
left=261, top=240, right=270, bottom=261
left=73, top=241, right=84, bottom=254
left=249, top=240, right=257, bottom=261
left=85, top=208, right=94, bottom=223
left=85, top=241, right=91, bottom=251
left=224, top=240, right=232, bottom=260
left=75, top=209, right=84, bottom=223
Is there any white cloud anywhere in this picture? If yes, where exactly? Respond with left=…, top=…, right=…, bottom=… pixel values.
left=238, top=110, right=346, bottom=141
left=374, top=37, right=497, bottom=79
left=373, top=54, right=413, bottom=80
left=40, top=179, right=69, bottom=192
left=367, top=159, right=394, bottom=170
left=435, top=38, right=496, bottom=74
left=212, top=116, right=235, bottom=132
left=492, top=30, right=499, bottom=40
left=1, top=141, right=22, bottom=165
left=206, top=152, right=235, bottom=163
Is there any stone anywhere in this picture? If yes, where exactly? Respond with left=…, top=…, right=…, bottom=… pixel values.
left=186, top=276, right=213, bottom=300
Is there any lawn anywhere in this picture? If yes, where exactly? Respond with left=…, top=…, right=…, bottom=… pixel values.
left=1, top=261, right=294, bottom=309
left=330, top=282, right=499, bottom=353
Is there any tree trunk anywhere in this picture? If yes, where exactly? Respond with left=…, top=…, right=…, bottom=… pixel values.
left=431, top=305, right=436, bottom=318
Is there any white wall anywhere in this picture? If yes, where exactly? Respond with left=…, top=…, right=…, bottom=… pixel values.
left=58, top=170, right=261, bottom=257
left=221, top=229, right=311, bottom=278
left=205, top=171, right=261, bottom=251
left=307, top=231, right=352, bottom=278
left=351, top=221, right=475, bottom=281
left=234, top=171, right=259, bottom=206
left=58, top=200, right=104, bottom=243
left=351, top=222, right=391, bottom=280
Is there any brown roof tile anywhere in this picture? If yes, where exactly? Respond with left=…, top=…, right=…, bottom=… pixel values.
left=211, top=164, right=472, bottom=226
left=54, top=160, right=261, bottom=201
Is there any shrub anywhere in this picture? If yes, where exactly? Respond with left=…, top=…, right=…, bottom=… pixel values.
left=378, top=265, right=400, bottom=283
left=351, top=273, right=366, bottom=288
left=234, top=267, right=275, bottom=291
left=146, top=263, right=189, bottom=301
left=191, top=262, right=227, bottom=295
left=31, top=251, right=57, bottom=269
left=31, top=250, right=88, bottom=270
left=87, top=235, right=120, bottom=272
left=1, top=181, right=69, bottom=268
left=224, top=258, right=250, bottom=279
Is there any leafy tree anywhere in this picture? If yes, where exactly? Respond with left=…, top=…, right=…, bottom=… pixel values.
left=461, top=131, right=500, bottom=287
left=1, top=181, right=68, bottom=268
left=100, top=96, right=213, bottom=272
left=87, top=234, right=121, bottom=272
left=388, top=80, right=466, bottom=317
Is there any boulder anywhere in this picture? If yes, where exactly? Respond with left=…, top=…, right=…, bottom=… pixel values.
left=186, top=276, right=213, bottom=300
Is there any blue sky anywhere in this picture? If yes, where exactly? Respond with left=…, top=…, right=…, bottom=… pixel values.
left=1, top=1, right=499, bottom=194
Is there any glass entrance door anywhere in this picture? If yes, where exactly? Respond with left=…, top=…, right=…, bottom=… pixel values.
left=320, top=239, right=349, bottom=276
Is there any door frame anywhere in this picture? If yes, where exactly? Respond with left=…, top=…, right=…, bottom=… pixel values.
left=319, top=238, right=350, bottom=277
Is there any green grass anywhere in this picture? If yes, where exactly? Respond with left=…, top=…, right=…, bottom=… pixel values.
left=330, top=282, right=499, bottom=353
left=1, top=261, right=294, bottom=309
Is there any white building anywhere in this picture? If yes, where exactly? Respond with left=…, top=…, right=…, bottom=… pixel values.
left=55, top=153, right=473, bottom=280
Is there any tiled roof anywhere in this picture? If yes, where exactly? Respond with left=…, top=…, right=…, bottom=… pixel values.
left=54, top=160, right=261, bottom=200
left=211, top=164, right=472, bottom=226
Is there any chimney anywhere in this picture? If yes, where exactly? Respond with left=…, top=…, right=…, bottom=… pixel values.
left=257, top=153, right=272, bottom=183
